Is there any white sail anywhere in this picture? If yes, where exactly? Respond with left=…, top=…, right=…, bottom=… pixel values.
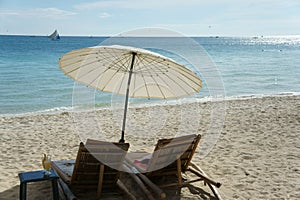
left=48, top=30, right=60, bottom=40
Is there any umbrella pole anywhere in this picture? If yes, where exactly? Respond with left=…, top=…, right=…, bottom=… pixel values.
left=120, top=52, right=136, bottom=143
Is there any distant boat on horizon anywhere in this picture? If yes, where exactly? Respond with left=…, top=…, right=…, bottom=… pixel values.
left=48, top=30, right=60, bottom=41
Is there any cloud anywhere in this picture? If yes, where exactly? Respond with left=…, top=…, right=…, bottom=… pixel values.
left=73, top=0, right=222, bottom=10
left=74, top=1, right=123, bottom=10
left=99, top=12, right=112, bottom=18
left=0, top=8, right=76, bottom=19
left=0, top=10, right=20, bottom=16
left=74, top=0, right=300, bottom=10
left=33, top=8, right=77, bottom=18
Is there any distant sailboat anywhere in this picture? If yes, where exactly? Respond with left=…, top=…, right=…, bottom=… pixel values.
left=48, top=30, right=60, bottom=41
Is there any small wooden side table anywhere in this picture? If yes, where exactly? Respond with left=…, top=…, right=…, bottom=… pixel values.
left=18, top=169, right=59, bottom=200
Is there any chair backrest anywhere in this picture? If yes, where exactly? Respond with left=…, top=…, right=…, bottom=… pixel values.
left=70, top=140, right=129, bottom=190
left=147, top=134, right=201, bottom=173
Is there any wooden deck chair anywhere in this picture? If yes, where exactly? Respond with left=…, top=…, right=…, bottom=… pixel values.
left=126, top=134, right=222, bottom=199
left=52, top=139, right=129, bottom=199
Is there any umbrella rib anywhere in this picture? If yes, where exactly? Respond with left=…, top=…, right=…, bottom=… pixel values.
left=154, top=74, right=178, bottom=98
left=177, top=71, right=197, bottom=94
left=132, top=71, right=136, bottom=97
left=60, top=46, right=201, bottom=100
left=147, top=64, right=171, bottom=98
left=143, top=57, right=197, bottom=95
left=61, top=51, right=120, bottom=77
left=135, top=55, right=167, bottom=74
left=150, top=75, right=167, bottom=99
left=126, top=55, right=201, bottom=95
left=152, top=59, right=201, bottom=94
left=180, top=73, right=201, bottom=94
left=160, top=68, right=196, bottom=96
left=140, top=53, right=201, bottom=89
left=60, top=50, right=96, bottom=63
left=107, top=52, right=132, bottom=71
left=146, top=62, right=195, bottom=96
left=170, top=67, right=202, bottom=93
left=71, top=58, right=114, bottom=87
left=59, top=51, right=109, bottom=86
left=100, top=55, right=132, bottom=92
left=98, top=61, right=128, bottom=94
left=67, top=52, right=131, bottom=90
left=133, top=54, right=199, bottom=97
left=132, top=55, right=160, bottom=98
left=141, top=73, right=150, bottom=98
left=115, top=70, right=127, bottom=96
left=167, top=62, right=201, bottom=89
left=138, top=56, right=169, bottom=98
left=61, top=49, right=110, bottom=67
left=76, top=50, right=130, bottom=91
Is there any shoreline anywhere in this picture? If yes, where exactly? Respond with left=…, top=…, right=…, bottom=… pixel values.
left=0, top=95, right=299, bottom=199
left=1, top=91, right=299, bottom=118
left=1, top=34, right=300, bottom=38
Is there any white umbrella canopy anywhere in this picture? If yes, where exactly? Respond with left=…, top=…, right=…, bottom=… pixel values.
left=59, top=45, right=202, bottom=142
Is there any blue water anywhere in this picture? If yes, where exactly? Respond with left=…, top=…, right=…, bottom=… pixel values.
left=0, top=35, right=300, bottom=115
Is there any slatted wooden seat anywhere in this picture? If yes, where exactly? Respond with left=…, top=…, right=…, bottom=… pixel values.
left=51, top=140, right=129, bottom=199
left=126, top=134, right=222, bottom=199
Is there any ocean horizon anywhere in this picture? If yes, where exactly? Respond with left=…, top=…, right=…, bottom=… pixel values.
left=1, top=35, right=299, bottom=116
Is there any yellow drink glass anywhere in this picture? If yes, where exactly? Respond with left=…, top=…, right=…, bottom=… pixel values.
left=42, top=154, right=51, bottom=175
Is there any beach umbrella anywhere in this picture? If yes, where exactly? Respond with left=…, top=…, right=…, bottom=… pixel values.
left=59, top=45, right=202, bottom=143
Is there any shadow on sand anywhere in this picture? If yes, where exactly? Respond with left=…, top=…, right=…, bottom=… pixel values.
left=0, top=176, right=217, bottom=200
left=0, top=181, right=56, bottom=200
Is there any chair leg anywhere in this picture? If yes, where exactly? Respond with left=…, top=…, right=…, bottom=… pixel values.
left=20, top=182, right=27, bottom=200
left=51, top=179, right=59, bottom=200
left=177, top=159, right=182, bottom=187
left=97, top=165, right=105, bottom=198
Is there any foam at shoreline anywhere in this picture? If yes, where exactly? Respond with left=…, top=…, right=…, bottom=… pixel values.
left=2, top=92, right=299, bottom=118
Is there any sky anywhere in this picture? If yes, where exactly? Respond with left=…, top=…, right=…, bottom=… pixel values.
left=0, top=0, right=300, bottom=37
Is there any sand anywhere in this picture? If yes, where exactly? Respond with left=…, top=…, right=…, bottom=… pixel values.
left=0, top=95, right=299, bottom=199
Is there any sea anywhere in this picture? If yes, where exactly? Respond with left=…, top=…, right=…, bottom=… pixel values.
left=0, top=35, right=300, bottom=116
